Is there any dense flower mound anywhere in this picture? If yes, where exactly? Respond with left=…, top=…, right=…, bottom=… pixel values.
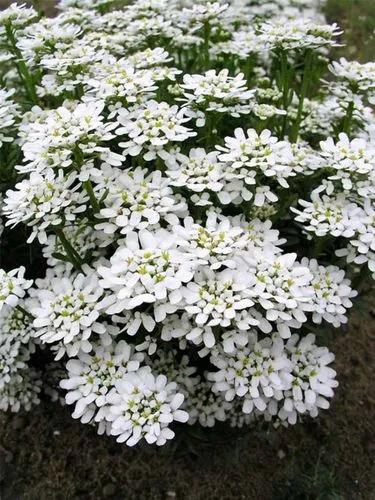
left=0, top=0, right=374, bottom=447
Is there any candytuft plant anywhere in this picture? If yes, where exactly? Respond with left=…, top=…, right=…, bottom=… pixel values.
left=0, top=0, right=374, bottom=447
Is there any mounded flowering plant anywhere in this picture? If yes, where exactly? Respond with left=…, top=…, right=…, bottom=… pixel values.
left=0, top=0, right=374, bottom=447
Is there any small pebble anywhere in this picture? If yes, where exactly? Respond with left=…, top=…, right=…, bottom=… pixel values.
left=102, top=483, right=116, bottom=497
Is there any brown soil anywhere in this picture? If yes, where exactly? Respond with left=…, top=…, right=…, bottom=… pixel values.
left=0, top=303, right=374, bottom=500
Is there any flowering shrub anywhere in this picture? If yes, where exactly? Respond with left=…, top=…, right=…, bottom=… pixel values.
left=0, top=0, right=374, bottom=447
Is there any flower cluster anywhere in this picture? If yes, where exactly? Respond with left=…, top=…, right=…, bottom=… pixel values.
left=209, top=333, right=338, bottom=424
left=0, top=89, right=19, bottom=147
left=0, top=0, right=373, bottom=447
left=0, top=304, right=41, bottom=413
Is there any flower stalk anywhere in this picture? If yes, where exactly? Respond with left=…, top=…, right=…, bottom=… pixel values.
left=5, top=22, right=38, bottom=104
left=54, top=228, right=83, bottom=271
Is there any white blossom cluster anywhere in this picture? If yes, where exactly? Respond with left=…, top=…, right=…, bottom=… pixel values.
left=0, top=302, right=41, bottom=413
left=0, top=89, right=19, bottom=147
left=328, top=58, right=375, bottom=102
left=0, top=0, right=373, bottom=445
left=208, top=333, right=338, bottom=425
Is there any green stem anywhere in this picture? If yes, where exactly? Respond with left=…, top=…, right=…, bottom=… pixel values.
left=54, top=228, right=83, bottom=271
left=290, top=50, right=314, bottom=142
left=279, top=51, right=292, bottom=137
left=5, top=23, right=38, bottom=104
left=205, top=113, right=214, bottom=148
left=155, top=155, right=165, bottom=172
left=73, top=147, right=100, bottom=213
left=256, top=118, right=270, bottom=134
left=310, top=235, right=329, bottom=259
left=203, top=21, right=211, bottom=70
left=83, top=179, right=100, bottom=213
left=244, top=54, right=254, bottom=85
left=342, top=101, right=355, bottom=136
left=16, top=304, right=35, bottom=320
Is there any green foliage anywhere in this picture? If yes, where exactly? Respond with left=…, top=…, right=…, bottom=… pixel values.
left=325, top=0, right=375, bottom=62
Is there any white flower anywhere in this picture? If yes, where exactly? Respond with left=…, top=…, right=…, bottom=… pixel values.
left=245, top=250, right=314, bottom=338
left=31, top=272, right=106, bottom=356
left=56, top=5, right=97, bottom=23
left=216, top=128, right=297, bottom=204
left=292, top=192, right=365, bottom=238
left=258, top=19, right=341, bottom=51
left=253, top=103, right=287, bottom=120
left=0, top=0, right=368, bottom=442
left=0, top=3, right=38, bottom=33
left=218, top=128, right=279, bottom=174
left=116, top=100, right=196, bottom=161
left=253, top=185, right=279, bottom=207
left=328, top=58, right=375, bottom=100
left=86, top=56, right=157, bottom=105
left=212, top=29, right=267, bottom=60
left=173, top=212, right=249, bottom=270
left=181, top=267, right=255, bottom=329
left=96, top=167, right=187, bottom=235
left=178, top=69, right=255, bottom=120
left=160, top=310, right=250, bottom=354
left=112, top=309, right=156, bottom=337
left=135, top=335, right=158, bottom=356
left=302, top=258, right=357, bottom=327
left=320, top=133, right=375, bottom=200
left=208, top=336, right=291, bottom=413
left=17, top=18, right=82, bottom=65
left=17, top=100, right=121, bottom=174
left=0, top=305, right=35, bottom=389
left=60, top=340, right=143, bottom=427
left=126, top=47, right=172, bottom=70
left=185, top=380, right=231, bottom=427
left=39, top=43, right=107, bottom=96
left=336, top=201, right=375, bottom=277
left=106, top=367, right=188, bottom=446
left=3, top=169, right=87, bottom=244
left=337, top=242, right=375, bottom=279
left=349, top=201, right=375, bottom=256
left=173, top=212, right=284, bottom=271
left=287, top=141, right=323, bottom=175
left=98, top=229, right=199, bottom=315
left=0, top=369, right=41, bottom=413
left=0, top=267, right=32, bottom=312
left=278, top=334, right=338, bottom=424
left=234, top=216, right=286, bottom=252
left=300, top=96, right=350, bottom=137
left=160, top=312, right=207, bottom=351
left=0, top=88, right=19, bottom=147
left=179, top=2, right=229, bottom=28
left=150, top=349, right=199, bottom=399
left=165, top=148, right=225, bottom=204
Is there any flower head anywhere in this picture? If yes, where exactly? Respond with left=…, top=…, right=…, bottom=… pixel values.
left=0, top=267, right=32, bottom=312
left=116, top=100, right=196, bottom=161
left=60, top=339, right=143, bottom=426
left=31, top=272, right=106, bottom=358
left=106, top=367, right=188, bottom=445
